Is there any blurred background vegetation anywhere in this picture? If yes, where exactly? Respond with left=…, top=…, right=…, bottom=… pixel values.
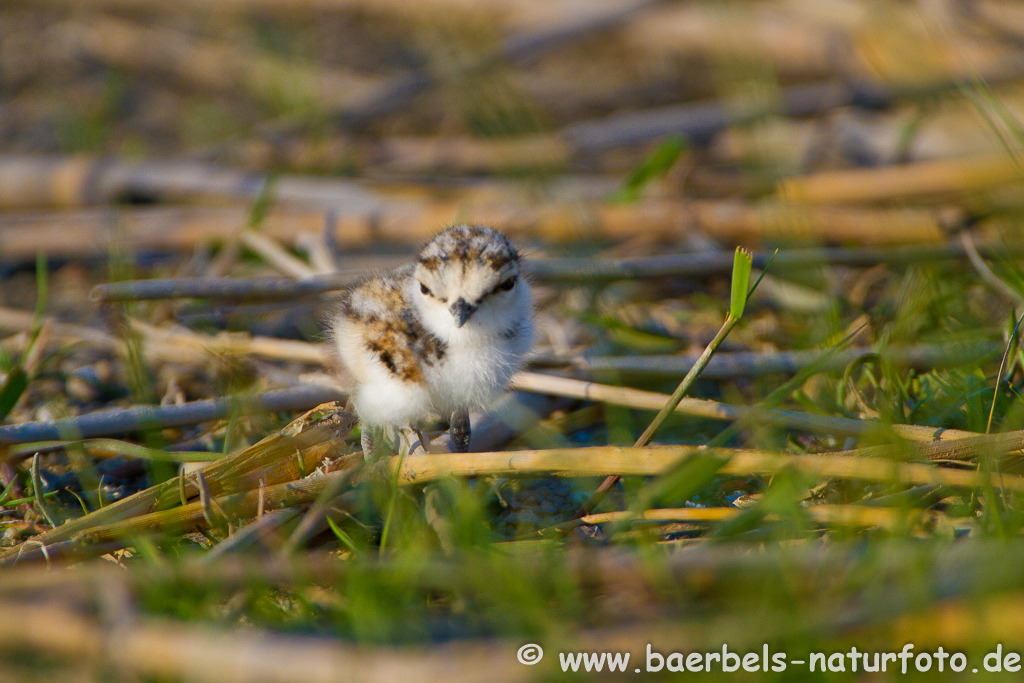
left=5, top=0, right=1024, bottom=680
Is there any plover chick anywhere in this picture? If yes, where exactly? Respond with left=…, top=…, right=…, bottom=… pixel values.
left=330, top=225, right=533, bottom=457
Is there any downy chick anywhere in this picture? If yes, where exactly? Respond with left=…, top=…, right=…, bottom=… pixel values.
left=330, top=225, right=532, bottom=456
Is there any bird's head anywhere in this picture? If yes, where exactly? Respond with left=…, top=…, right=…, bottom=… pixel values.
left=411, top=225, right=529, bottom=338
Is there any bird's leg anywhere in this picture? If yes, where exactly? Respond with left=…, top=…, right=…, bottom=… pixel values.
left=384, top=425, right=401, bottom=456
left=449, top=408, right=471, bottom=453
left=360, top=423, right=396, bottom=461
left=360, top=424, right=378, bottom=461
left=413, top=427, right=431, bottom=454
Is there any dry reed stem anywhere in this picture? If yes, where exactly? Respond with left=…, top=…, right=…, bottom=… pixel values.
left=0, top=156, right=390, bottom=212
left=0, top=164, right=957, bottom=248
left=510, top=372, right=977, bottom=442
left=239, top=231, right=318, bottom=280
left=687, top=200, right=951, bottom=244
left=0, top=386, right=344, bottom=446
left=369, top=134, right=571, bottom=174
left=0, top=305, right=331, bottom=367
left=0, top=306, right=121, bottom=353
left=778, top=155, right=1023, bottom=204
left=130, top=317, right=331, bottom=365
left=0, top=199, right=680, bottom=250
left=577, top=341, right=1001, bottom=379
left=68, top=15, right=384, bottom=110
left=846, top=428, right=1024, bottom=462
left=623, top=3, right=836, bottom=75
left=84, top=243, right=958, bottom=301
left=389, top=445, right=1024, bottom=491
left=0, top=600, right=530, bottom=683
left=581, top=505, right=938, bottom=529
left=0, top=404, right=355, bottom=563
left=88, top=242, right=1024, bottom=302
left=19, top=0, right=601, bottom=22
left=77, top=466, right=359, bottom=545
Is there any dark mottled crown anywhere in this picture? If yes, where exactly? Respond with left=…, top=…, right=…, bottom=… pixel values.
left=417, top=225, right=519, bottom=273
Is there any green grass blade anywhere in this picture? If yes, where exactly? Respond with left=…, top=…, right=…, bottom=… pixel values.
left=609, top=135, right=687, bottom=203
left=730, top=247, right=753, bottom=319
left=0, top=367, right=28, bottom=422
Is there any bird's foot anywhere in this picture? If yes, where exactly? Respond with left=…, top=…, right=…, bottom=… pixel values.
left=450, top=409, right=471, bottom=453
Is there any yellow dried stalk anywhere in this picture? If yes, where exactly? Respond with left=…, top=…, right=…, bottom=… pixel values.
left=77, top=464, right=360, bottom=545
left=390, top=445, right=1024, bottom=492
left=777, top=155, right=1021, bottom=205
left=0, top=195, right=954, bottom=258
left=0, top=403, right=355, bottom=562
left=511, top=371, right=979, bottom=442
left=581, top=505, right=940, bottom=530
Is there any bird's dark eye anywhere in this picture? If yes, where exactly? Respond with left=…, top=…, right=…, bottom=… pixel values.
left=419, top=282, right=432, bottom=296
left=495, top=278, right=515, bottom=293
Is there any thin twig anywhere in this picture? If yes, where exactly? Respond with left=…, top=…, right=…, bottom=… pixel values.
left=962, top=231, right=1024, bottom=304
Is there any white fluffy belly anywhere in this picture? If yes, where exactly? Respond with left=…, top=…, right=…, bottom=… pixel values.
left=353, top=378, right=431, bottom=427
left=426, top=340, right=519, bottom=414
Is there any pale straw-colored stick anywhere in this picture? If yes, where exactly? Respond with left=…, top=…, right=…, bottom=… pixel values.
left=511, top=371, right=977, bottom=442
left=389, top=446, right=1024, bottom=492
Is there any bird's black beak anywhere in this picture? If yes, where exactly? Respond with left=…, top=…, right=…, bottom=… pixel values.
left=450, top=298, right=476, bottom=327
